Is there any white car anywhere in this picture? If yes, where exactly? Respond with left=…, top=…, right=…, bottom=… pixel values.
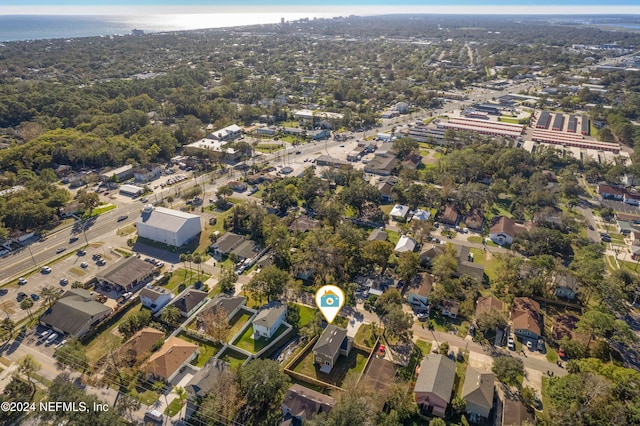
left=41, top=266, right=52, bottom=274
left=526, top=340, right=534, bottom=351
left=18, top=277, right=28, bottom=285
left=507, top=337, right=515, bottom=351
left=45, top=333, right=59, bottom=345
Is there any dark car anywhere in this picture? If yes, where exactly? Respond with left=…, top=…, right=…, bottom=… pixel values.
left=117, top=215, right=128, bottom=222
left=17, top=292, right=27, bottom=302
left=56, top=247, right=66, bottom=254
left=0, top=288, right=8, bottom=296
left=69, top=236, right=79, bottom=243
left=30, top=294, right=40, bottom=301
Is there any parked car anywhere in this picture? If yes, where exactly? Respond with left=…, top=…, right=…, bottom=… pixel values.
left=96, top=259, right=106, bottom=266
left=537, top=338, right=546, bottom=352
left=45, top=333, right=59, bottom=345
left=80, top=262, right=89, bottom=268
left=18, top=277, right=27, bottom=285
left=60, top=278, right=69, bottom=286
left=30, top=293, right=40, bottom=301
left=416, top=312, right=429, bottom=322
left=41, top=266, right=52, bottom=274
left=526, top=340, right=534, bottom=351
left=558, top=347, right=566, bottom=358
left=0, top=289, right=7, bottom=296
left=17, top=292, right=27, bottom=302
left=55, top=339, right=68, bottom=349
left=507, top=337, right=515, bottom=351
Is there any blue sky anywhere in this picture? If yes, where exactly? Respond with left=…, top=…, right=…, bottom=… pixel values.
left=1, top=0, right=639, bottom=4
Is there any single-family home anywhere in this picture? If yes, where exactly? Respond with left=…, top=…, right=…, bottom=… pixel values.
left=288, top=215, right=320, bottom=233
left=439, top=205, right=460, bottom=227
left=364, top=154, right=397, bottom=176
left=624, top=191, right=640, bottom=206
left=419, top=244, right=446, bottom=266
left=209, top=232, right=245, bottom=258
left=114, top=327, right=165, bottom=366
left=598, top=183, right=625, bottom=200
left=414, top=354, right=456, bottom=417
left=139, top=285, right=173, bottom=314
left=407, top=273, right=433, bottom=310
left=411, top=209, right=431, bottom=222
left=227, top=181, right=247, bottom=192
left=282, top=384, right=336, bottom=424
left=475, top=296, right=504, bottom=318
left=313, top=325, right=353, bottom=373
left=143, top=336, right=198, bottom=382
left=377, top=176, right=397, bottom=203
left=441, top=299, right=460, bottom=319
left=390, top=204, right=411, bottom=222
left=462, top=367, right=495, bottom=421
left=489, top=216, right=529, bottom=246
left=395, top=236, right=417, bottom=253
left=185, top=359, right=231, bottom=419
left=465, top=209, right=485, bottom=232
left=133, top=164, right=162, bottom=182
left=171, top=289, right=208, bottom=317
left=200, top=295, right=246, bottom=321
left=368, top=228, right=388, bottom=242
left=502, top=398, right=535, bottom=426
left=511, top=297, right=542, bottom=342
left=454, top=245, right=485, bottom=282
left=554, top=273, right=579, bottom=300
left=40, top=288, right=112, bottom=339
left=252, top=303, right=287, bottom=339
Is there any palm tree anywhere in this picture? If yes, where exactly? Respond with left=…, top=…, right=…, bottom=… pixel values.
left=152, top=380, right=168, bottom=411
left=186, top=254, right=194, bottom=280
left=172, top=386, right=188, bottom=420
left=20, top=298, right=34, bottom=321
left=179, top=254, right=188, bottom=279
left=160, top=305, right=181, bottom=325
left=193, top=255, right=202, bottom=279
left=40, top=286, right=60, bottom=309
left=18, top=354, right=40, bottom=397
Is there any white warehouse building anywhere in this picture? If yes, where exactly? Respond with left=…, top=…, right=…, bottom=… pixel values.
left=136, top=206, right=201, bottom=247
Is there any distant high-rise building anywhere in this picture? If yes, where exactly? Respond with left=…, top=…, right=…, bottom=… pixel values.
left=281, top=17, right=285, bottom=25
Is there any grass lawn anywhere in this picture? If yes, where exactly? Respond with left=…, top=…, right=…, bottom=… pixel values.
left=399, top=340, right=432, bottom=381
left=386, top=229, right=401, bottom=245
left=487, top=199, right=513, bottom=220
left=117, top=224, right=136, bottom=237
left=69, top=267, right=87, bottom=277
left=234, top=324, right=287, bottom=353
left=255, top=144, right=284, bottom=153
left=429, top=311, right=455, bottom=333
left=164, top=397, right=182, bottom=416
left=457, top=321, right=470, bottom=338
left=546, top=347, right=559, bottom=364
left=228, top=311, right=253, bottom=338
left=137, top=390, right=158, bottom=406
left=498, top=116, right=522, bottom=124
left=469, top=248, right=486, bottom=266
left=84, top=303, right=142, bottom=363
left=165, top=269, right=210, bottom=294
left=455, top=353, right=469, bottom=397
left=178, top=333, right=222, bottom=367
left=219, top=347, right=248, bottom=368
left=292, top=347, right=369, bottom=388
left=354, top=323, right=376, bottom=349
left=296, top=304, right=317, bottom=327
left=82, top=204, right=116, bottom=219
left=541, top=376, right=551, bottom=412
left=484, top=253, right=501, bottom=282
left=467, top=236, right=483, bottom=244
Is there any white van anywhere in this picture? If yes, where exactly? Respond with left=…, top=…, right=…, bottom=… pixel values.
left=146, top=410, right=164, bottom=422
left=45, top=333, right=58, bottom=345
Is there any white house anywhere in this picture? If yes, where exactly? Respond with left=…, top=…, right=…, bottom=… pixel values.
left=139, top=285, right=173, bottom=314
left=411, top=209, right=431, bottom=222
left=136, top=205, right=201, bottom=247
left=407, top=273, right=433, bottom=309
left=395, top=236, right=417, bottom=253
left=208, top=124, right=242, bottom=141
left=252, top=303, right=287, bottom=339
left=390, top=204, right=411, bottom=221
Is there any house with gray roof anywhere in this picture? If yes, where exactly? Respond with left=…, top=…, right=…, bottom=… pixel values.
left=414, top=354, right=456, bottom=417
left=554, top=272, right=579, bottom=300
left=281, top=384, right=336, bottom=425
left=394, top=236, right=417, bottom=253
left=139, top=285, right=173, bottom=313
left=200, top=295, right=246, bottom=320
left=185, top=359, right=231, bottom=419
left=171, top=289, right=208, bottom=317
left=368, top=228, right=388, bottom=242
left=462, top=367, right=495, bottom=421
left=96, top=255, right=156, bottom=293
left=209, top=232, right=245, bottom=259
left=40, top=288, right=112, bottom=338
left=252, top=303, right=287, bottom=339
left=313, top=325, right=353, bottom=373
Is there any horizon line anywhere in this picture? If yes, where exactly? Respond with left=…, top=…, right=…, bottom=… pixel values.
left=1, top=5, right=640, bottom=15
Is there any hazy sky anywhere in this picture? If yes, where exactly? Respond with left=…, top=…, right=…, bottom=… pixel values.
left=1, top=1, right=639, bottom=15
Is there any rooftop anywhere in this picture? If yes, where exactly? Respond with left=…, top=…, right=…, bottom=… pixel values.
left=96, top=256, right=155, bottom=288
left=137, top=206, right=200, bottom=233
left=313, top=325, right=348, bottom=358
left=143, top=336, right=198, bottom=380
left=414, top=354, right=456, bottom=403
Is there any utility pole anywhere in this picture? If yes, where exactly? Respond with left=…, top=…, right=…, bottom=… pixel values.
left=27, top=245, right=36, bottom=267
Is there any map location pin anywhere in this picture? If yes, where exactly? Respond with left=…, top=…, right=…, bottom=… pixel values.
left=315, top=285, right=345, bottom=324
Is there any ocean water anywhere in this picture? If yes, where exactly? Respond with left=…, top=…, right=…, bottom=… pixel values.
left=0, top=13, right=336, bottom=42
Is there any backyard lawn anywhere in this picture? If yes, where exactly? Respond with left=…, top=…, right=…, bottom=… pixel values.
left=234, top=324, right=287, bottom=353
left=164, top=397, right=182, bottom=416
left=455, top=352, right=469, bottom=397
left=84, top=303, right=142, bottom=363
left=137, top=390, right=159, bottom=406
left=219, top=347, right=248, bottom=368
left=165, top=269, right=211, bottom=294
left=292, top=347, right=369, bottom=387
left=228, top=311, right=253, bottom=338
left=354, top=323, right=376, bottom=349
left=178, top=333, right=222, bottom=367
left=296, top=304, right=317, bottom=327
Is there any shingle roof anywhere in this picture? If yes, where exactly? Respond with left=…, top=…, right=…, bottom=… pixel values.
left=137, top=206, right=200, bottom=233
left=96, top=256, right=155, bottom=288
left=185, top=359, right=230, bottom=398
left=40, top=290, right=112, bottom=336
left=202, top=295, right=246, bottom=319
left=461, top=367, right=495, bottom=411
left=511, top=297, right=542, bottom=336
left=368, top=229, right=388, bottom=241
left=313, top=325, right=348, bottom=358
left=139, top=286, right=170, bottom=302
left=476, top=296, right=504, bottom=317
left=289, top=216, right=320, bottom=233
left=213, top=232, right=245, bottom=254
left=144, top=336, right=198, bottom=380
left=503, top=398, right=535, bottom=426
left=395, top=236, right=416, bottom=253
left=283, top=384, right=336, bottom=420
left=555, top=273, right=579, bottom=293
left=489, top=216, right=516, bottom=237
left=115, top=327, right=164, bottom=363
left=414, top=354, right=456, bottom=403
left=173, top=290, right=208, bottom=315
left=253, top=303, right=287, bottom=330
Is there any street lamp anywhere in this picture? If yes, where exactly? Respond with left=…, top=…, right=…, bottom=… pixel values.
left=27, top=245, right=36, bottom=267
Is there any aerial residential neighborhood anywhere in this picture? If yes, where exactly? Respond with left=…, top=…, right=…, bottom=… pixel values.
left=1, top=10, right=640, bottom=426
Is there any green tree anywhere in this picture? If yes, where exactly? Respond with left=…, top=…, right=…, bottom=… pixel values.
left=362, top=240, right=394, bottom=274
left=396, top=251, right=421, bottom=284
left=383, top=306, right=414, bottom=341
left=115, top=394, right=141, bottom=423
left=520, top=386, right=536, bottom=408
left=19, top=297, right=34, bottom=321
left=237, top=359, right=290, bottom=424
left=576, top=309, right=615, bottom=348
left=432, top=243, right=458, bottom=281
left=160, top=305, right=182, bottom=325
left=17, top=355, right=40, bottom=396
left=452, top=395, right=467, bottom=414
left=40, top=286, right=61, bottom=309
left=245, top=265, right=291, bottom=303
left=218, top=267, right=238, bottom=294
left=392, top=137, right=419, bottom=160
left=77, top=190, right=100, bottom=213
left=54, top=339, right=88, bottom=372
left=492, top=356, right=524, bottom=386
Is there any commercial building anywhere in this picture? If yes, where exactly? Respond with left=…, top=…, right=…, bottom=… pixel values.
left=100, top=164, right=133, bottom=182
left=96, top=256, right=156, bottom=293
left=438, top=117, right=524, bottom=138
left=136, top=205, right=202, bottom=247
left=40, top=288, right=112, bottom=338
